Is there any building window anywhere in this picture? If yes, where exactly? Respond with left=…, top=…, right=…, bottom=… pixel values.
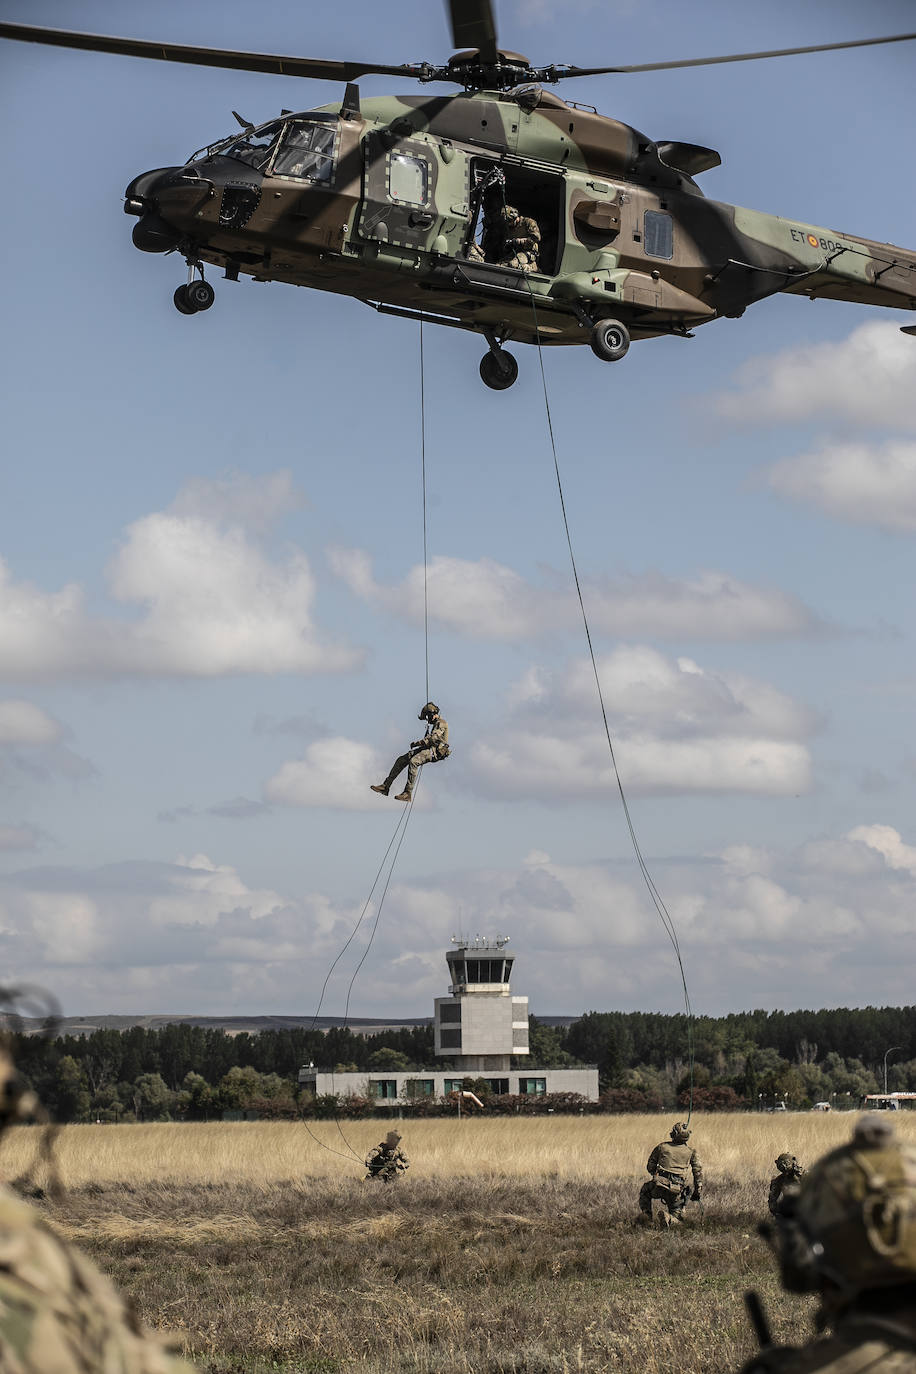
left=519, top=1077, right=547, bottom=1096
left=644, top=210, right=673, bottom=259
left=444, top=1079, right=466, bottom=1094
left=369, top=1079, right=398, bottom=1100
left=404, top=1078, right=434, bottom=1098
left=487, top=1078, right=509, bottom=1095
left=439, top=1003, right=461, bottom=1024
left=388, top=153, right=428, bottom=206
left=439, top=1029, right=462, bottom=1049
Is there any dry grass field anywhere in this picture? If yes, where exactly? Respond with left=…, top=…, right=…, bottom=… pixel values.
left=4, top=1112, right=912, bottom=1373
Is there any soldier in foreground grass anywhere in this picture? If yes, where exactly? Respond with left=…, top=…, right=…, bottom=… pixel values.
left=743, top=1114, right=916, bottom=1373
left=639, top=1120, right=703, bottom=1225
left=365, top=1129, right=409, bottom=1182
left=0, top=1008, right=195, bottom=1373
left=769, top=1152, right=805, bottom=1216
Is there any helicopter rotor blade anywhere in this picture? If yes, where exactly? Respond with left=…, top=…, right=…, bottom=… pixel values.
left=446, top=0, right=498, bottom=63
left=0, top=22, right=418, bottom=84
left=557, top=31, right=916, bottom=79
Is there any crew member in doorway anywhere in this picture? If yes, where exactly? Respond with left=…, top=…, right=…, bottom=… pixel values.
left=489, top=204, right=541, bottom=272
left=371, top=702, right=449, bottom=802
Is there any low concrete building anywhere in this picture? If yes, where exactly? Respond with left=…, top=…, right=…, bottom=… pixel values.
left=299, top=935, right=599, bottom=1102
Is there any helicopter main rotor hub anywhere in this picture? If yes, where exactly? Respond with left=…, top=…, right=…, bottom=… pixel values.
left=418, top=48, right=557, bottom=91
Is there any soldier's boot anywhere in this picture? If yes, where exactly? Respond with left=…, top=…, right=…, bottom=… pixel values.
left=370, top=784, right=389, bottom=795
left=394, top=791, right=411, bottom=802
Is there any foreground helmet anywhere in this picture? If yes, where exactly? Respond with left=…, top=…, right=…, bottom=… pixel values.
left=775, top=1152, right=798, bottom=1174
left=670, top=1121, right=691, bottom=1142
left=418, top=702, right=439, bottom=721
left=771, top=1115, right=916, bottom=1297
left=384, top=1130, right=402, bottom=1147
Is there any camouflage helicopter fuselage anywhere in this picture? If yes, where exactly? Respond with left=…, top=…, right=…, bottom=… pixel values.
left=127, top=83, right=916, bottom=353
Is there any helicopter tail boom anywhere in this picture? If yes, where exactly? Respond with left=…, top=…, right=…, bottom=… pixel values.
left=733, top=207, right=916, bottom=313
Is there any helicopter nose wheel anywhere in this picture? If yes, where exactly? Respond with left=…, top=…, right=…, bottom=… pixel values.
left=590, top=318, right=630, bottom=362
left=173, top=280, right=215, bottom=315
left=479, top=347, right=519, bottom=391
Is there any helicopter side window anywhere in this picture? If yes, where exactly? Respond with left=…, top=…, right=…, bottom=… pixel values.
left=644, top=210, right=673, bottom=260
left=388, top=153, right=429, bottom=207
left=221, top=122, right=285, bottom=173
left=273, top=122, right=338, bottom=184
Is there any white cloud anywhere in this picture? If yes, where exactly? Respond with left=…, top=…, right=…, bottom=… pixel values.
left=2, top=825, right=916, bottom=1014
left=0, top=475, right=360, bottom=681
left=712, top=321, right=916, bottom=431
left=847, top=823, right=916, bottom=877
left=765, top=438, right=916, bottom=532
left=329, top=548, right=815, bottom=642
left=0, top=825, right=44, bottom=852
left=169, top=469, right=304, bottom=533
left=264, top=737, right=395, bottom=811
left=470, top=646, right=814, bottom=798
left=0, top=700, right=61, bottom=745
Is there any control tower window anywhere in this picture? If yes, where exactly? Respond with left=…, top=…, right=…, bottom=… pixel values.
left=440, top=1003, right=461, bottom=1024
left=274, top=121, right=338, bottom=184
left=466, top=958, right=505, bottom=982
left=439, top=1029, right=462, bottom=1049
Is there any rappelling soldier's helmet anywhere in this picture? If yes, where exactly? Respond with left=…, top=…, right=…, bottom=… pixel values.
left=769, top=1115, right=916, bottom=1297
left=775, top=1152, right=799, bottom=1174
left=670, top=1122, right=691, bottom=1143
left=384, top=1130, right=402, bottom=1148
left=418, top=702, right=439, bottom=721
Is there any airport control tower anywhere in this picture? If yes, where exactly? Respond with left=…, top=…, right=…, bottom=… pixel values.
left=433, top=935, right=529, bottom=1073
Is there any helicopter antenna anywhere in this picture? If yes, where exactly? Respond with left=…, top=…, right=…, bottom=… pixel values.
left=231, top=110, right=254, bottom=132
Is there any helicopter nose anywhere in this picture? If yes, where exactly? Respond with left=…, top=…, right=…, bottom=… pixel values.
left=124, top=166, right=189, bottom=253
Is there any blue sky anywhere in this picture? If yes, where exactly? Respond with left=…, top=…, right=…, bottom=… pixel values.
left=1, top=0, right=915, bottom=1020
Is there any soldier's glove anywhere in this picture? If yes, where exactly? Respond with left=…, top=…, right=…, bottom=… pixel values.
left=691, top=1188, right=701, bottom=1202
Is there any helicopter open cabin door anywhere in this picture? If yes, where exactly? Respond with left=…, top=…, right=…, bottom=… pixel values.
left=358, top=130, right=471, bottom=259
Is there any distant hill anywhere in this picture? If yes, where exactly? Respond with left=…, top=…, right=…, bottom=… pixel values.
left=19, top=1013, right=580, bottom=1038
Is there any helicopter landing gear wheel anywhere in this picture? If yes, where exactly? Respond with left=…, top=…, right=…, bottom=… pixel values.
left=173, top=284, right=196, bottom=315
left=590, top=318, right=630, bottom=362
left=185, top=279, right=215, bottom=312
left=479, top=347, right=519, bottom=390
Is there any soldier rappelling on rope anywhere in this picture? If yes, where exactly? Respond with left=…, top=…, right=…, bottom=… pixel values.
left=371, top=703, right=449, bottom=803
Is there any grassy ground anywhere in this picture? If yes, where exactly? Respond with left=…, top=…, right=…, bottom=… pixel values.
left=5, top=1114, right=909, bottom=1372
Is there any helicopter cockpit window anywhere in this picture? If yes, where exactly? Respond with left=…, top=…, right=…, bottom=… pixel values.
left=644, top=210, right=673, bottom=260
left=388, top=153, right=429, bottom=207
left=220, top=121, right=285, bottom=173
left=273, top=121, right=338, bottom=184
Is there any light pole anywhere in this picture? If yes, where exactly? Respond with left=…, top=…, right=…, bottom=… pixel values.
left=884, top=1046, right=902, bottom=1096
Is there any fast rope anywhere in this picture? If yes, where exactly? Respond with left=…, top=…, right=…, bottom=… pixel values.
left=300, top=328, right=434, bottom=1165
left=301, top=794, right=418, bottom=1165
left=420, top=319, right=431, bottom=704
left=520, top=276, right=696, bottom=1122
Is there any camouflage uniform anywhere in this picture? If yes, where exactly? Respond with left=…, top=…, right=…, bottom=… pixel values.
left=483, top=205, right=541, bottom=272
left=768, top=1153, right=804, bottom=1216
left=372, top=703, right=449, bottom=802
left=0, top=1033, right=194, bottom=1373
left=639, top=1122, right=703, bottom=1225
left=741, top=1115, right=916, bottom=1374
left=365, top=1131, right=409, bottom=1182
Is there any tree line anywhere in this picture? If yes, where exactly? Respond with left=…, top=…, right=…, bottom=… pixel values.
left=8, top=1005, right=916, bottom=1123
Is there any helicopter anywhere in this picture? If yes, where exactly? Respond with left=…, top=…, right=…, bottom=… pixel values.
left=3, top=2, right=915, bottom=390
